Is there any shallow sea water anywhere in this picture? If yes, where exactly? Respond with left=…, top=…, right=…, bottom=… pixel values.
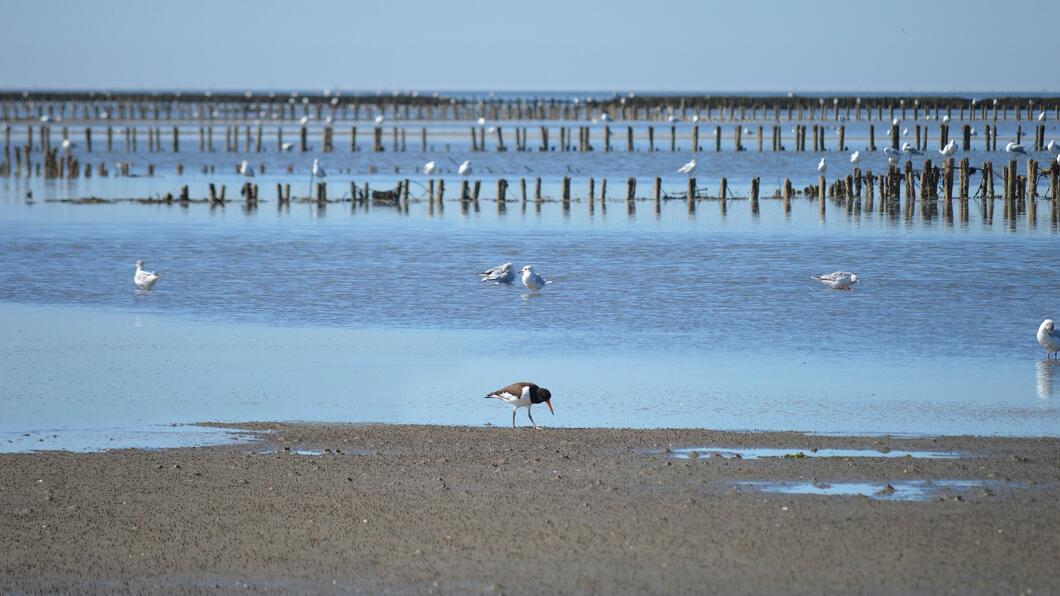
left=2, top=120, right=1059, bottom=446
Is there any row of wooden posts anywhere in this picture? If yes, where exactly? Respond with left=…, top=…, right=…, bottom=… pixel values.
left=19, top=158, right=1058, bottom=223
left=4, top=93, right=1060, bottom=125
left=4, top=122, right=1052, bottom=156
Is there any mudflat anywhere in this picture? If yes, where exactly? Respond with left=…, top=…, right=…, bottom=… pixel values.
left=1, top=424, right=1058, bottom=594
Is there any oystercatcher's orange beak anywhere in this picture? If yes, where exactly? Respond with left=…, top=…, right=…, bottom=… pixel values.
left=545, top=399, right=554, bottom=415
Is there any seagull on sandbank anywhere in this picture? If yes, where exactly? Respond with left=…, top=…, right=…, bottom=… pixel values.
left=1039, top=320, right=1060, bottom=359
left=480, top=262, right=515, bottom=284
left=811, top=271, right=860, bottom=290
left=134, top=260, right=161, bottom=290
left=520, top=265, right=551, bottom=292
left=678, top=159, right=696, bottom=176
left=485, top=382, right=554, bottom=429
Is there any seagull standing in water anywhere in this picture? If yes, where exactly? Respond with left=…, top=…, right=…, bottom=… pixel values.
left=811, top=271, right=860, bottom=290
left=480, top=262, right=515, bottom=284
left=485, top=382, right=554, bottom=429
left=1038, top=320, right=1060, bottom=359
left=678, top=159, right=696, bottom=176
left=134, top=260, right=161, bottom=290
left=520, top=265, right=551, bottom=292
left=308, top=159, right=325, bottom=198
left=423, top=161, right=437, bottom=175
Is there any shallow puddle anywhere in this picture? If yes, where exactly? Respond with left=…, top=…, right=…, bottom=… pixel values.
left=0, top=426, right=258, bottom=453
left=735, top=480, right=993, bottom=501
left=669, top=447, right=960, bottom=460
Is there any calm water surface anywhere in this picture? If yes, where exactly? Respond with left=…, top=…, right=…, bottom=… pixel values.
left=1, top=166, right=1058, bottom=444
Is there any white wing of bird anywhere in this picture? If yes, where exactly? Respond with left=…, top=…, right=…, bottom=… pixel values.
left=849, top=151, right=860, bottom=165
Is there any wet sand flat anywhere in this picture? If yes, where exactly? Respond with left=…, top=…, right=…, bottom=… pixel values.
left=1, top=424, right=1059, bottom=594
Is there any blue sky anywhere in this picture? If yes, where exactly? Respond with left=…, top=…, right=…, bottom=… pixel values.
left=2, top=0, right=1056, bottom=92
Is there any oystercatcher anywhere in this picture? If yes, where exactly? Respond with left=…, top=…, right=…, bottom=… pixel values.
left=485, top=382, right=554, bottom=429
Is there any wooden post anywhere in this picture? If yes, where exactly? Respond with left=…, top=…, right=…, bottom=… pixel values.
left=750, top=177, right=759, bottom=215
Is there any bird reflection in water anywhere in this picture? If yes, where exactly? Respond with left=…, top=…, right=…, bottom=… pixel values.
left=1035, top=360, right=1058, bottom=399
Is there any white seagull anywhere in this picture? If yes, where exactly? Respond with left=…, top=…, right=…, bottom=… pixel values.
left=374, top=115, right=385, bottom=126
left=1038, top=320, right=1060, bottom=359
left=1038, top=111, right=1047, bottom=122
left=477, top=117, right=486, bottom=126
left=480, top=262, right=515, bottom=284
left=299, top=115, right=310, bottom=126
left=239, top=160, right=254, bottom=177
left=520, top=265, right=551, bottom=292
left=134, top=260, right=161, bottom=290
left=678, top=159, right=696, bottom=176
left=1005, top=141, right=1027, bottom=154
left=849, top=151, right=860, bottom=167
left=811, top=271, right=860, bottom=290
left=939, top=140, right=958, bottom=157
left=601, top=113, right=610, bottom=122
left=883, top=147, right=902, bottom=162
left=281, top=142, right=294, bottom=152
left=942, top=115, right=950, bottom=124
left=817, top=158, right=827, bottom=175
left=312, top=159, right=325, bottom=178
left=901, top=142, right=924, bottom=156
left=1046, top=140, right=1058, bottom=152
left=423, top=161, right=437, bottom=175
left=485, top=382, right=554, bottom=429
left=458, top=160, right=471, bottom=176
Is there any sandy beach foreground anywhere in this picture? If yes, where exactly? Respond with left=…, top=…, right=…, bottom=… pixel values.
left=1, top=424, right=1058, bottom=594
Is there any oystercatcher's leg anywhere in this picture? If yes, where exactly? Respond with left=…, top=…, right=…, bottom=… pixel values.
left=528, top=407, right=539, bottom=430
left=511, top=408, right=517, bottom=429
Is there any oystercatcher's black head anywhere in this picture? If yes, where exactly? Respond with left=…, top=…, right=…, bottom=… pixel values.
left=534, top=388, right=554, bottom=415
